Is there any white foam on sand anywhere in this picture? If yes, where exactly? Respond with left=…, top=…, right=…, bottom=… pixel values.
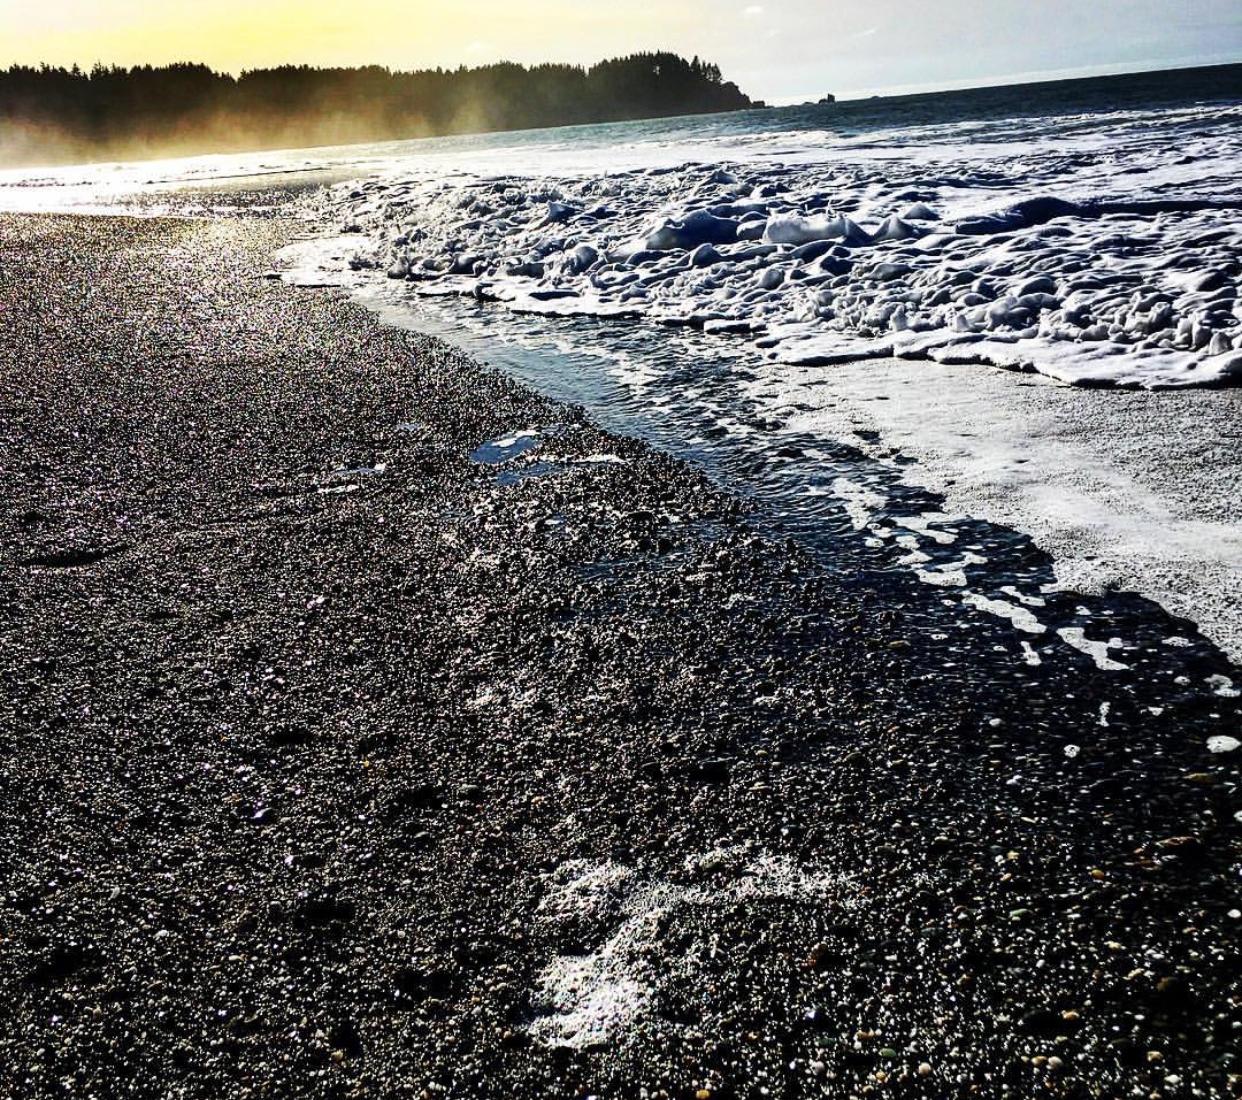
left=963, top=593, right=1047, bottom=635
left=531, top=851, right=856, bottom=1051
left=760, top=358, right=1242, bottom=663
left=530, top=862, right=654, bottom=1050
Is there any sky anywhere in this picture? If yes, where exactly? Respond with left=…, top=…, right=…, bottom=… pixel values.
left=3, top=0, right=1240, bottom=102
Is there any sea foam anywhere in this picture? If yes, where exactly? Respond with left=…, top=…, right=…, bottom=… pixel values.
left=300, top=101, right=1242, bottom=389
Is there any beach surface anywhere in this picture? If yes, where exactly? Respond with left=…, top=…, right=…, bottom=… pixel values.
left=753, top=357, right=1242, bottom=662
left=0, top=213, right=1239, bottom=1099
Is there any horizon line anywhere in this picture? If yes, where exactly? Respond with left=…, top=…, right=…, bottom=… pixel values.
left=4, top=50, right=1240, bottom=107
left=774, top=52, right=1242, bottom=105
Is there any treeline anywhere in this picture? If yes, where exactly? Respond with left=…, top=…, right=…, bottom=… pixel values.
left=0, top=53, right=755, bottom=165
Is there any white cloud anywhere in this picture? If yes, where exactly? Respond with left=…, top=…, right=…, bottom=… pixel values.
left=743, top=5, right=765, bottom=17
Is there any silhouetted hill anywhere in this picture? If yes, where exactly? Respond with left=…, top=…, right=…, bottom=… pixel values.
left=0, top=53, right=755, bottom=166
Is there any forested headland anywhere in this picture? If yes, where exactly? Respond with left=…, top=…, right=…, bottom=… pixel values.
left=0, top=52, right=756, bottom=166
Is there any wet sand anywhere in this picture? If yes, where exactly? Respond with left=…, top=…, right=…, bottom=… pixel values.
left=0, top=214, right=1238, bottom=1099
left=756, top=357, right=1242, bottom=663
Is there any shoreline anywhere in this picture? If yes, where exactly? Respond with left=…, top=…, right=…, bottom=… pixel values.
left=0, top=212, right=1238, bottom=1098
left=752, top=356, right=1242, bottom=665
left=280, top=233, right=1242, bottom=674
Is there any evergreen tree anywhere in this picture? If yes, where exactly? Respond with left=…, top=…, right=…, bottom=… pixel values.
left=0, top=52, right=755, bottom=165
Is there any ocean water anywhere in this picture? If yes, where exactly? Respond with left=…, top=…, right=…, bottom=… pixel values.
left=4, top=63, right=1241, bottom=727
left=5, top=63, right=1240, bottom=227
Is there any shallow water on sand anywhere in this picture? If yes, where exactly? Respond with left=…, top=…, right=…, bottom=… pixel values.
left=357, top=282, right=1242, bottom=750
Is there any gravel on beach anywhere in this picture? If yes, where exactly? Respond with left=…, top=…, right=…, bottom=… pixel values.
left=0, top=213, right=1238, bottom=1099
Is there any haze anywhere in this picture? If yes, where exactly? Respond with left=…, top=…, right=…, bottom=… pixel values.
left=4, top=0, right=1240, bottom=102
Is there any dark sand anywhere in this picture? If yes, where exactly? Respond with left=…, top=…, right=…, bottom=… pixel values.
left=0, top=214, right=1237, bottom=1099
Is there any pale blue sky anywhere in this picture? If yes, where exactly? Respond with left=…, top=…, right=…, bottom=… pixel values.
left=685, top=0, right=1242, bottom=101
left=4, top=0, right=1240, bottom=101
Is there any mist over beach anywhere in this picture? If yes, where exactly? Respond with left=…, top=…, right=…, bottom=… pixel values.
left=0, top=54, right=753, bottom=166
left=1, top=2, right=1240, bottom=1097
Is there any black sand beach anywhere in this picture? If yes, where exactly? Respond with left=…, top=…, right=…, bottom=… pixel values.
left=0, top=214, right=1237, bottom=1098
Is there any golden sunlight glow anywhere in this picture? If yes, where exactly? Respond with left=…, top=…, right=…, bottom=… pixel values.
left=1, top=0, right=695, bottom=73
left=3, top=0, right=1234, bottom=106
